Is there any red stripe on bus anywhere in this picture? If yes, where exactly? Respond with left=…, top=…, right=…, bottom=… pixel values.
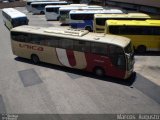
left=66, top=50, right=76, bottom=67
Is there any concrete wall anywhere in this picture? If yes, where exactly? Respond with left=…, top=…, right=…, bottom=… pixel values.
left=0, top=1, right=26, bottom=9
left=107, top=0, right=160, bottom=8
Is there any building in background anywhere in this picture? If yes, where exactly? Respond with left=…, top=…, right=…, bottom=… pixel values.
left=70, top=0, right=160, bottom=14
left=105, top=0, right=160, bottom=14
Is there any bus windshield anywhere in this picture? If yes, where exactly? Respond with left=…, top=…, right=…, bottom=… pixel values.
left=124, top=42, right=133, bottom=54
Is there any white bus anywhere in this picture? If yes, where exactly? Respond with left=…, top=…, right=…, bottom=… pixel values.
left=31, top=1, right=68, bottom=14
left=69, top=9, right=124, bottom=31
left=59, top=5, right=104, bottom=24
left=45, top=4, right=88, bottom=21
left=26, top=0, right=60, bottom=12
left=2, top=8, right=29, bottom=30
left=10, top=25, right=134, bottom=79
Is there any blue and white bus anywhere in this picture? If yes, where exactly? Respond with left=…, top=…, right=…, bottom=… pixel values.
left=45, top=4, right=88, bottom=20
left=2, top=8, right=29, bottom=30
left=69, top=9, right=125, bottom=31
left=59, top=5, right=104, bottom=24
left=31, top=1, right=68, bottom=14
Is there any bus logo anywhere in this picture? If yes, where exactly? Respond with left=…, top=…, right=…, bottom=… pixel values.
left=19, top=44, right=44, bottom=51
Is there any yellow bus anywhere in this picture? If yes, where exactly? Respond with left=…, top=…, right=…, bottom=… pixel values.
left=105, top=20, right=160, bottom=53
left=10, top=25, right=134, bottom=79
left=94, top=13, right=151, bottom=33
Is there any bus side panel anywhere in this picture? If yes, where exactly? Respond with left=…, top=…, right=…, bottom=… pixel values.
left=45, top=12, right=59, bottom=20
left=121, top=35, right=160, bottom=51
left=56, top=49, right=87, bottom=69
left=84, top=53, right=126, bottom=79
left=40, top=47, right=61, bottom=65
left=83, top=20, right=93, bottom=30
left=150, top=35, right=160, bottom=51
left=72, top=51, right=87, bottom=69
left=11, top=41, right=62, bottom=65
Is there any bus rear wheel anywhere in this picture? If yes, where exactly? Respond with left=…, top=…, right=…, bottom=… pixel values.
left=94, top=67, right=105, bottom=77
left=31, top=54, right=39, bottom=64
left=85, top=26, right=92, bottom=32
left=137, top=45, right=146, bottom=53
left=40, top=11, right=44, bottom=14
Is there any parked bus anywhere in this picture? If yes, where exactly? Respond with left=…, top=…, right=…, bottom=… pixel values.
left=2, top=8, right=29, bottom=30
left=59, top=5, right=104, bottom=25
left=31, top=1, right=68, bottom=14
left=105, top=20, right=160, bottom=53
left=69, top=9, right=124, bottom=31
left=45, top=4, right=88, bottom=21
left=26, top=0, right=59, bottom=12
left=94, top=13, right=151, bottom=33
left=10, top=25, right=134, bottom=79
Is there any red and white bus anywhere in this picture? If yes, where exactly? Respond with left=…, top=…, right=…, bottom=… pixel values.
left=10, top=25, right=134, bottom=79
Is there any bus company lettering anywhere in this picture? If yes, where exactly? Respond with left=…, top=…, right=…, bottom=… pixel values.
left=19, top=44, right=44, bottom=51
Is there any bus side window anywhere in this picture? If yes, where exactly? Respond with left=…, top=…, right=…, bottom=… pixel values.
left=12, top=32, right=28, bottom=42
left=109, top=26, right=120, bottom=34
left=19, top=33, right=28, bottom=42
left=30, top=34, right=41, bottom=44
left=53, top=8, right=59, bottom=14
left=109, top=45, right=125, bottom=69
left=74, top=40, right=90, bottom=52
left=59, top=38, right=73, bottom=50
left=11, top=32, right=18, bottom=40
left=84, top=14, right=93, bottom=20
left=48, top=37, right=59, bottom=47
left=91, top=42, right=108, bottom=56
left=152, top=27, right=160, bottom=35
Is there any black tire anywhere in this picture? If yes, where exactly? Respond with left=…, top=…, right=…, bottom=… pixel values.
left=40, top=11, right=44, bottom=14
left=31, top=54, right=39, bottom=64
left=137, top=45, right=146, bottom=53
left=57, top=16, right=60, bottom=21
left=85, top=26, right=92, bottom=32
left=94, top=67, right=105, bottom=77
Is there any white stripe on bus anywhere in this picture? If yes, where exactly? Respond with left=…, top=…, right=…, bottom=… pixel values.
left=56, top=48, right=72, bottom=67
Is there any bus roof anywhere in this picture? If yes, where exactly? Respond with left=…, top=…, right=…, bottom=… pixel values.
left=106, top=20, right=160, bottom=26
left=70, top=9, right=124, bottom=14
left=94, top=13, right=151, bottom=19
left=31, top=1, right=67, bottom=5
left=45, top=4, right=88, bottom=8
left=2, top=8, right=27, bottom=18
left=59, top=5, right=103, bottom=10
left=26, top=0, right=59, bottom=2
left=11, top=25, right=130, bottom=48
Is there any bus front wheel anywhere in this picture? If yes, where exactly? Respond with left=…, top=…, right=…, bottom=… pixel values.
left=31, top=54, right=39, bottom=64
left=137, top=45, right=146, bottom=53
left=94, top=67, right=105, bottom=77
